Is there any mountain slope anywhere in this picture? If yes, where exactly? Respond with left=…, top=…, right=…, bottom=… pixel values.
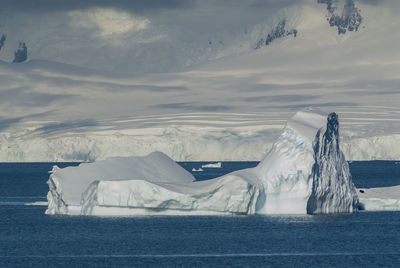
left=0, top=0, right=399, bottom=161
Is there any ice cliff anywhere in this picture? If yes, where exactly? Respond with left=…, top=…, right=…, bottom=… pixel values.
left=46, top=110, right=359, bottom=216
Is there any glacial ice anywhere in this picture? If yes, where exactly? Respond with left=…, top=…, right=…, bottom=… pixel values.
left=46, top=110, right=360, bottom=216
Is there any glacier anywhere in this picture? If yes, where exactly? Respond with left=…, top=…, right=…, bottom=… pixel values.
left=46, top=110, right=359, bottom=216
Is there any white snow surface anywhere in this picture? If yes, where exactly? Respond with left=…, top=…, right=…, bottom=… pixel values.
left=46, top=110, right=360, bottom=216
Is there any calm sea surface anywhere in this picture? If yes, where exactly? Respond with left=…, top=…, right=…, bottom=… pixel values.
left=0, top=161, right=400, bottom=267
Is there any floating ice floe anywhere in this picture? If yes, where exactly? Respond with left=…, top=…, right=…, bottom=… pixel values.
left=357, top=186, right=400, bottom=211
left=25, top=201, right=48, bottom=206
left=46, top=110, right=361, bottom=216
left=201, top=162, right=222, bottom=168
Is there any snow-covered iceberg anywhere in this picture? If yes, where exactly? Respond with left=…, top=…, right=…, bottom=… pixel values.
left=46, top=110, right=359, bottom=216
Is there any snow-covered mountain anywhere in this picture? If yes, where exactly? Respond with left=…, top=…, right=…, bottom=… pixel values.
left=0, top=0, right=366, bottom=73
left=0, top=0, right=399, bottom=162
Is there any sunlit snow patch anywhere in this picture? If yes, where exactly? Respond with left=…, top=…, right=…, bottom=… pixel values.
left=46, top=110, right=359, bottom=216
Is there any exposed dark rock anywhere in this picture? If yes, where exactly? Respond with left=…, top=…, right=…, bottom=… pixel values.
left=13, top=42, right=27, bottom=63
left=0, top=35, right=5, bottom=51
left=266, top=20, right=287, bottom=45
left=255, top=19, right=298, bottom=49
left=318, top=0, right=362, bottom=35
left=254, top=38, right=265, bottom=50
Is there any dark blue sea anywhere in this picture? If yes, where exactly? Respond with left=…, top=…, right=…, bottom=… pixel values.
left=1, top=161, right=400, bottom=267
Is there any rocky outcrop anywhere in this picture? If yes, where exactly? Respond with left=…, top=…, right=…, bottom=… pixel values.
left=318, top=0, right=363, bottom=34
left=255, top=19, right=297, bottom=49
left=13, top=42, right=27, bottom=63
left=0, top=35, right=5, bottom=51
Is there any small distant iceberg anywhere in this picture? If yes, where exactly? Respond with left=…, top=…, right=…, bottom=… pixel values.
left=192, top=168, right=204, bottom=172
left=201, top=162, right=222, bottom=168
left=25, top=201, right=48, bottom=206
left=46, top=110, right=361, bottom=216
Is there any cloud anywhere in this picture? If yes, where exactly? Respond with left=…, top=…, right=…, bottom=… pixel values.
left=68, top=8, right=150, bottom=36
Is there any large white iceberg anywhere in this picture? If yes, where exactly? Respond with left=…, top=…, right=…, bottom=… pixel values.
left=46, top=110, right=359, bottom=216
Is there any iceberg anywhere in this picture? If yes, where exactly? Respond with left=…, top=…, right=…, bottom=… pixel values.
left=46, top=110, right=359, bottom=216
left=202, top=162, right=222, bottom=168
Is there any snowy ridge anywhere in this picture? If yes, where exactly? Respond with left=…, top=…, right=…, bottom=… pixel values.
left=46, top=111, right=359, bottom=216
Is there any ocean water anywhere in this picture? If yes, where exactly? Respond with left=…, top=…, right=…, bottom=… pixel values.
left=0, top=161, right=400, bottom=267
